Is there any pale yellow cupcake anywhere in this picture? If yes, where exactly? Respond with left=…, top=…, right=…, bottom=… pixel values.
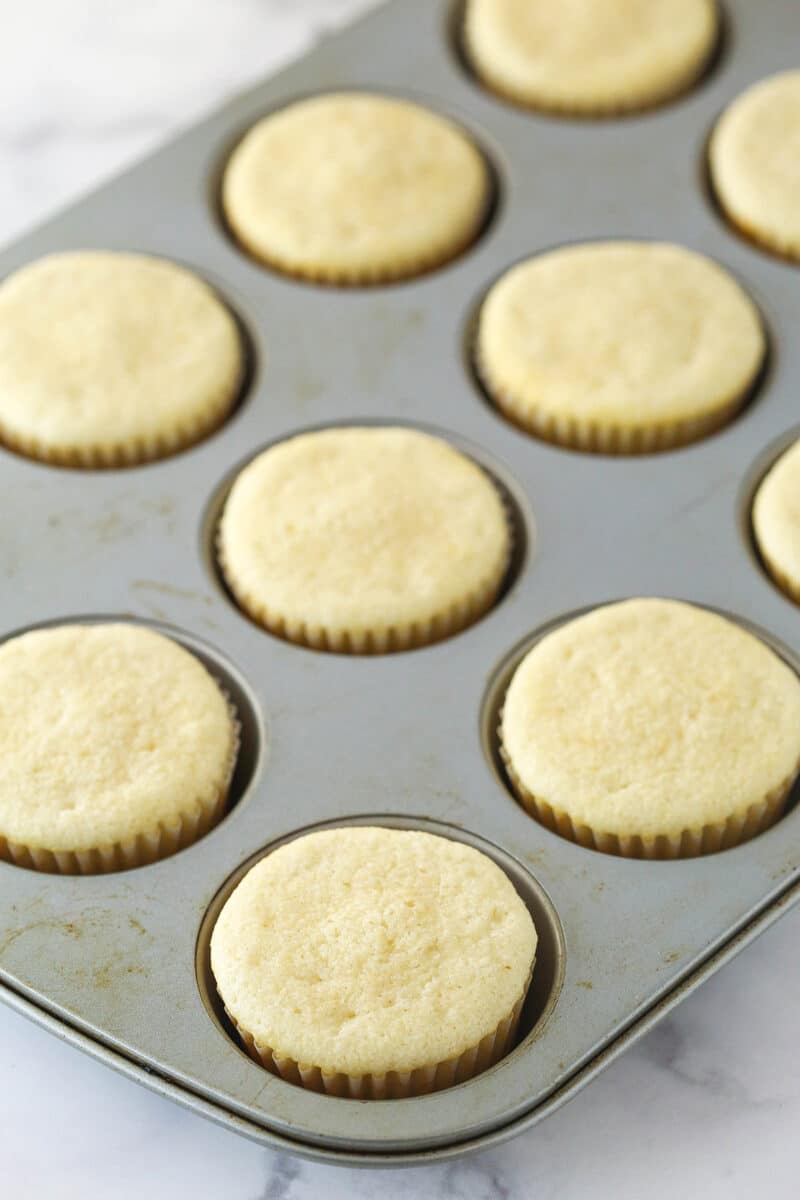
left=0, top=252, right=243, bottom=467
left=0, top=624, right=238, bottom=873
left=463, top=0, right=719, bottom=116
left=221, top=93, right=491, bottom=284
left=476, top=241, right=765, bottom=452
left=500, top=599, right=800, bottom=858
left=709, top=71, right=800, bottom=262
left=217, top=427, right=511, bottom=652
left=211, top=827, right=537, bottom=1098
left=753, top=438, right=800, bottom=602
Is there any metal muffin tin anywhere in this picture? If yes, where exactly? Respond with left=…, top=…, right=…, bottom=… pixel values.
left=1, top=0, right=799, bottom=1167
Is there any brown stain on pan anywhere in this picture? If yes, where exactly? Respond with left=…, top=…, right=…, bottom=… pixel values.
left=132, top=580, right=214, bottom=607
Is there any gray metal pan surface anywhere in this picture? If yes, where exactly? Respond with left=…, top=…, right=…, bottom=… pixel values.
left=1, top=0, right=799, bottom=1166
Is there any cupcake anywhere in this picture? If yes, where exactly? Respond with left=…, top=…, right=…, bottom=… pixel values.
left=0, top=624, right=238, bottom=873
left=463, top=0, right=718, bottom=116
left=0, top=251, right=243, bottom=467
left=210, top=826, right=537, bottom=1098
left=475, top=241, right=765, bottom=453
left=753, top=437, right=800, bottom=603
left=709, top=71, right=800, bottom=262
left=500, top=599, right=800, bottom=858
left=221, top=93, right=491, bottom=284
left=217, top=426, right=511, bottom=652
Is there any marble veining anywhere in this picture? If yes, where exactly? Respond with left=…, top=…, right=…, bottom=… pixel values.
left=1, top=2, right=799, bottom=1196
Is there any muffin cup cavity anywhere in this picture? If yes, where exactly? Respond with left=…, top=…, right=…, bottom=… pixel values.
left=748, top=433, right=800, bottom=606
left=196, top=816, right=564, bottom=1099
left=467, top=243, right=769, bottom=456
left=454, top=0, right=723, bottom=118
left=217, top=92, right=500, bottom=287
left=707, top=71, right=800, bottom=265
left=204, top=421, right=531, bottom=653
left=0, top=253, right=253, bottom=470
left=0, top=616, right=264, bottom=875
left=484, top=605, right=800, bottom=860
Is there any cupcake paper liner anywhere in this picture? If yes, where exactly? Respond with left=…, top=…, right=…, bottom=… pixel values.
left=225, top=961, right=533, bottom=1099
left=463, top=59, right=715, bottom=120
left=0, top=695, right=240, bottom=875
left=0, top=383, right=240, bottom=470
left=226, top=202, right=491, bottom=288
left=474, top=345, right=749, bottom=454
left=499, top=722, right=798, bottom=859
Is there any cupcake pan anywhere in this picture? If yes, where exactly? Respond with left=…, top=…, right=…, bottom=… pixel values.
left=1, top=0, right=800, bottom=1166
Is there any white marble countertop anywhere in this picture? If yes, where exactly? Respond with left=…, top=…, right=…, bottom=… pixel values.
left=1, top=2, right=799, bottom=1196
